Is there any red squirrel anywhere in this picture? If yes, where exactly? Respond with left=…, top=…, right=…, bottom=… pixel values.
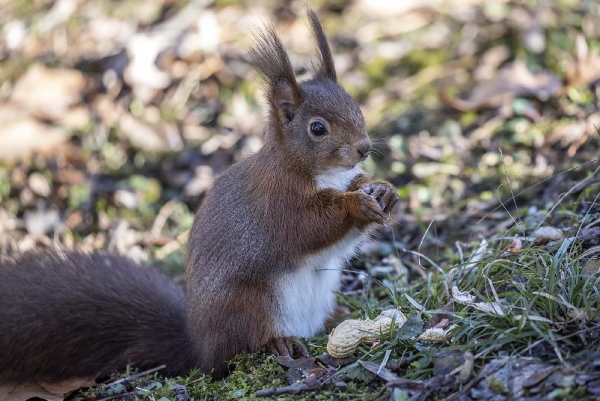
left=0, top=8, right=398, bottom=382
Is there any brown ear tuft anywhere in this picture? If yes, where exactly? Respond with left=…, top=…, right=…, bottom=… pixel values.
left=248, top=24, right=301, bottom=123
left=306, top=7, right=337, bottom=82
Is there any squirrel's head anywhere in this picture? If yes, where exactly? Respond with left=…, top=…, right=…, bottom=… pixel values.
left=249, top=8, right=371, bottom=175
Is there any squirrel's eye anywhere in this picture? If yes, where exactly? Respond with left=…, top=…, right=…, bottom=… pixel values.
left=310, top=122, right=327, bottom=136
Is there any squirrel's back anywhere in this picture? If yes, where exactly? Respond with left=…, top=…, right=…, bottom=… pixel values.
left=0, top=251, right=193, bottom=382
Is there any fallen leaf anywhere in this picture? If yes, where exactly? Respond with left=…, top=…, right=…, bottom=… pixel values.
left=0, top=378, right=95, bottom=401
left=451, top=286, right=476, bottom=304
left=275, top=355, right=323, bottom=384
left=0, top=104, right=29, bottom=124
left=419, top=326, right=447, bottom=341
left=521, top=366, right=556, bottom=389
left=433, top=351, right=464, bottom=376
left=434, top=318, right=450, bottom=329
left=565, top=35, right=600, bottom=88
left=10, top=65, right=86, bottom=119
left=457, top=351, right=474, bottom=383
left=340, top=361, right=376, bottom=383
left=568, top=307, right=598, bottom=324
left=422, top=302, right=454, bottom=331
left=441, top=61, right=561, bottom=111
left=580, top=226, right=600, bottom=246
left=452, top=286, right=505, bottom=316
left=472, top=301, right=505, bottom=315
left=119, top=113, right=168, bottom=152
left=531, top=226, right=563, bottom=241
left=28, top=172, right=52, bottom=197
left=0, top=118, right=68, bottom=161
left=583, top=258, right=600, bottom=276
left=418, top=327, right=453, bottom=342
left=513, top=314, right=553, bottom=324
left=57, top=106, right=91, bottom=131
left=582, top=245, right=600, bottom=276
left=358, top=361, right=402, bottom=383
left=501, top=235, right=522, bottom=254
left=395, top=314, right=424, bottom=340
left=315, top=353, right=356, bottom=367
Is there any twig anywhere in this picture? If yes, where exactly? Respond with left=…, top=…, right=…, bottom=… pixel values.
left=151, top=201, right=175, bottom=238
left=519, top=324, right=600, bottom=356
left=103, top=365, right=166, bottom=387
left=255, top=382, right=322, bottom=398
left=439, top=358, right=509, bottom=401
left=97, top=391, right=135, bottom=401
left=535, top=165, right=600, bottom=231
left=378, top=350, right=392, bottom=374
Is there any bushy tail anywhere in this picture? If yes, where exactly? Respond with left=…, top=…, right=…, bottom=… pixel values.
left=0, top=251, right=194, bottom=382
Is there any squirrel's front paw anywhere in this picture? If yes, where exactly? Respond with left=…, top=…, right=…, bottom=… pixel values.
left=362, top=181, right=399, bottom=214
left=348, top=191, right=385, bottom=224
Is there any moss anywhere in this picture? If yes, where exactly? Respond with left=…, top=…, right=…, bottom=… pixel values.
left=146, top=353, right=288, bottom=401
left=403, top=48, right=452, bottom=75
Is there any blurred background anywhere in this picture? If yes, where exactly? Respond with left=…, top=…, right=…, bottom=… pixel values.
left=0, top=0, right=598, bottom=270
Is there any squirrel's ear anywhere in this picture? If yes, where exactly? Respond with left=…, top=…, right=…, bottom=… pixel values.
left=248, top=25, right=301, bottom=124
left=306, top=7, right=337, bottom=82
left=272, top=80, right=299, bottom=123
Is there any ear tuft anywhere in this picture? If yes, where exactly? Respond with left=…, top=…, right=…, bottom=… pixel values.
left=248, top=24, right=301, bottom=123
left=306, top=7, right=337, bottom=82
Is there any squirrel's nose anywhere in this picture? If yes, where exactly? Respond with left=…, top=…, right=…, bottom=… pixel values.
left=356, top=141, right=372, bottom=161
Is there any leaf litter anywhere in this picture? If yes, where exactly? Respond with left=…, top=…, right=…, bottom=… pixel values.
left=1, top=0, right=600, bottom=400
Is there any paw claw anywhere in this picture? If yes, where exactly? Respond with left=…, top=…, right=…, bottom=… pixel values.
left=362, top=181, right=399, bottom=214
left=268, top=336, right=309, bottom=359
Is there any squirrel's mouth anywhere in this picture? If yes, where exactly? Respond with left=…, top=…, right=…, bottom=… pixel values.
left=337, top=163, right=360, bottom=172
left=336, top=164, right=358, bottom=171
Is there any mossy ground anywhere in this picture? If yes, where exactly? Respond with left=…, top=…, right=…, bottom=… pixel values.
left=1, top=0, right=599, bottom=399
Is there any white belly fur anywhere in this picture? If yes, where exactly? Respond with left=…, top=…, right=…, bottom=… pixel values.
left=314, top=166, right=362, bottom=191
left=274, top=166, right=366, bottom=338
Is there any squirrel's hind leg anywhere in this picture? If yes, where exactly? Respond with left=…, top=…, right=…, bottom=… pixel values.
left=268, top=336, right=310, bottom=358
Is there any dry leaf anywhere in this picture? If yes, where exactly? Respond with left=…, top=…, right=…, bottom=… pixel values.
left=57, top=106, right=91, bottom=131
left=10, top=65, right=86, bottom=119
left=565, top=35, right=600, bottom=88
left=0, top=104, right=29, bottom=125
left=419, top=317, right=455, bottom=343
left=418, top=327, right=446, bottom=342
left=433, top=318, right=450, bottom=329
left=513, top=314, right=553, bottom=324
left=582, top=245, right=600, bottom=276
left=502, top=236, right=522, bottom=254
left=0, top=118, right=68, bottom=161
left=583, top=258, right=600, bottom=276
left=451, top=286, right=476, bottom=304
left=471, top=301, right=505, bottom=315
left=451, top=286, right=505, bottom=316
left=441, top=61, right=561, bottom=111
left=0, top=378, right=95, bottom=401
left=119, top=114, right=168, bottom=152
left=530, top=227, right=563, bottom=241
left=422, top=303, right=454, bottom=331
left=568, top=307, right=598, bottom=324
left=457, top=351, right=474, bottom=383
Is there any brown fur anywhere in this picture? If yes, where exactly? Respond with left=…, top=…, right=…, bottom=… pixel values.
left=185, top=8, right=397, bottom=376
left=0, top=251, right=193, bottom=381
left=0, top=8, right=399, bottom=382
left=306, top=7, right=337, bottom=81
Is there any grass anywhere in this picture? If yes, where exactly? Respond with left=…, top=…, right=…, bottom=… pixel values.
left=2, top=0, right=600, bottom=399
left=85, top=167, right=598, bottom=401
